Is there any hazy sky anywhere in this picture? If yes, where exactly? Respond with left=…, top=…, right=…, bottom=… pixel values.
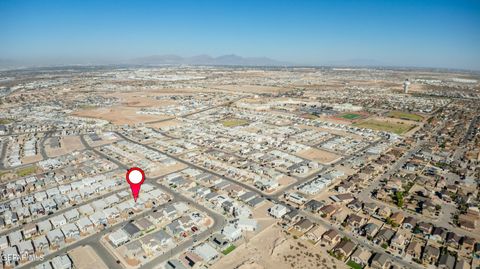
left=1, top=0, right=479, bottom=70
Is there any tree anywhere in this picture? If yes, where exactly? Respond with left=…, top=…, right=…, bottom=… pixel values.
left=395, top=191, right=404, bottom=207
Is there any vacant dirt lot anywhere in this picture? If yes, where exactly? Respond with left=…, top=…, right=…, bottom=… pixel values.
left=211, top=224, right=347, bottom=269
left=46, top=136, right=84, bottom=157
left=21, top=154, right=43, bottom=165
left=214, top=84, right=289, bottom=93
left=72, top=106, right=171, bottom=125
left=296, top=148, right=342, bottom=164
left=103, top=92, right=177, bottom=107
left=149, top=162, right=187, bottom=177
left=68, top=245, right=109, bottom=269
left=147, top=119, right=182, bottom=129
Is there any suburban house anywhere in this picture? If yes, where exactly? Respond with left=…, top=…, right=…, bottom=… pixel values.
left=349, top=247, right=372, bottom=268
left=370, top=253, right=390, bottom=269
left=438, top=253, right=456, bottom=269
left=33, top=235, right=49, bottom=255
left=322, top=229, right=341, bottom=246
left=46, top=229, right=65, bottom=249
left=109, top=229, right=130, bottom=247
left=332, top=239, right=356, bottom=260
left=405, top=240, right=423, bottom=259
left=402, top=216, right=417, bottom=230
left=292, top=218, right=314, bottom=234
left=422, top=245, right=440, bottom=264
left=268, top=204, right=289, bottom=219
left=373, top=228, right=395, bottom=245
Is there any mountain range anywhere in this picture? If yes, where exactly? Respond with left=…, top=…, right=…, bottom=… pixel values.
left=130, top=54, right=290, bottom=66
left=0, top=54, right=405, bottom=70
left=0, top=54, right=291, bottom=69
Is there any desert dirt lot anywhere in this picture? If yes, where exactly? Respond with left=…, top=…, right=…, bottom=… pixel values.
left=21, top=154, right=43, bottom=165
left=147, top=119, right=182, bottom=129
left=211, top=224, right=347, bottom=269
left=298, top=125, right=364, bottom=141
left=296, top=148, right=342, bottom=164
left=72, top=92, right=182, bottom=124
left=103, top=92, right=177, bottom=107
left=276, top=176, right=297, bottom=191
left=68, top=245, right=109, bottom=269
left=86, top=133, right=120, bottom=147
left=149, top=162, right=188, bottom=177
left=72, top=106, right=171, bottom=125
left=45, top=136, right=84, bottom=157
left=213, top=84, right=289, bottom=93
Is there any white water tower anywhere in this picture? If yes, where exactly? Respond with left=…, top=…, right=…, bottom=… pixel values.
left=403, top=79, right=411, bottom=94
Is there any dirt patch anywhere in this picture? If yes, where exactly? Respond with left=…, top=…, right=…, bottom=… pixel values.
left=68, top=245, right=109, bottom=269
left=277, top=176, right=296, bottom=189
left=149, top=162, right=188, bottom=177
left=211, top=225, right=347, bottom=269
left=296, top=148, right=342, bottom=164
left=103, top=92, right=177, bottom=107
left=147, top=119, right=182, bottom=129
left=21, top=154, right=43, bottom=165
left=86, top=133, right=120, bottom=147
left=214, top=84, right=289, bottom=93
left=237, top=262, right=265, bottom=269
left=46, top=136, right=84, bottom=157
left=221, top=118, right=250, bottom=127
left=297, top=125, right=364, bottom=140
left=72, top=106, right=170, bottom=125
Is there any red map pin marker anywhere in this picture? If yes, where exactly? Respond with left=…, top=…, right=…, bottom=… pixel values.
left=126, top=167, right=145, bottom=202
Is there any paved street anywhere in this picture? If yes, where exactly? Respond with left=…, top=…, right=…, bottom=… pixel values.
left=357, top=141, right=425, bottom=200
left=38, top=131, right=53, bottom=159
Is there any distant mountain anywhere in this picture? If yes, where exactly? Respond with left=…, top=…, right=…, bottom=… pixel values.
left=131, top=54, right=184, bottom=65
left=0, top=58, right=21, bottom=70
left=130, top=54, right=290, bottom=66
left=325, top=58, right=387, bottom=67
left=187, top=54, right=215, bottom=64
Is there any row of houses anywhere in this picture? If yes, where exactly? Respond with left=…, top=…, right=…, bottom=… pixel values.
left=166, top=167, right=267, bottom=219
left=0, top=185, right=169, bottom=269
left=1, top=156, right=114, bottom=201
left=1, top=172, right=120, bottom=229
left=297, top=169, right=345, bottom=195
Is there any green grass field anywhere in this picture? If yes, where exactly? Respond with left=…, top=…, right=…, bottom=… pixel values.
left=78, top=104, right=97, bottom=109
left=302, top=113, right=319, bottom=120
left=16, top=165, right=37, bottom=177
left=341, top=113, right=362, bottom=120
left=0, top=118, right=12, bottom=124
left=347, top=260, right=363, bottom=269
left=222, top=245, right=236, bottom=255
left=354, top=120, right=414, bottom=135
left=0, top=170, right=9, bottom=179
left=221, top=119, right=249, bottom=127
left=387, top=111, right=423, bottom=122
